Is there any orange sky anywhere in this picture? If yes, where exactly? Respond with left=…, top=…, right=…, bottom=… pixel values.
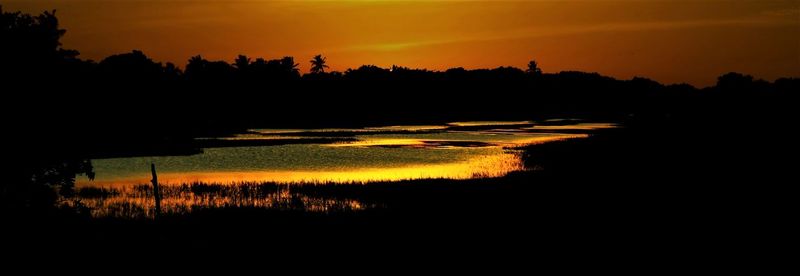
left=6, top=0, right=799, bottom=87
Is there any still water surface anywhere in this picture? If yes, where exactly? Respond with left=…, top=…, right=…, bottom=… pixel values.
left=77, top=121, right=615, bottom=187
left=72, top=121, right=616, bottom=217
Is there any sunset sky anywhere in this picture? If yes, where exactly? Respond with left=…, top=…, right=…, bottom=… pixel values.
left=6, top=0, right=799, bottom=87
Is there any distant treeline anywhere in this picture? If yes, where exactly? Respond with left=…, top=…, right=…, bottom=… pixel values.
left=2, top=6, right=798, bottom=158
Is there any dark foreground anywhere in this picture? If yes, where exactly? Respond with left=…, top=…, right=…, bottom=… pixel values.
left=5, top=120, right=792, bottom=268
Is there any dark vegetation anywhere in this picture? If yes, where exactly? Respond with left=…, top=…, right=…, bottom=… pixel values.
left=3, top=6, right=795, bottom=158
left=2, top=6, right=796, bottom=261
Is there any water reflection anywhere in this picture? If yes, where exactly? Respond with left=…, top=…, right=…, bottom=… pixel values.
left=72, top=120, right=616, bottom=217
left=77, top=121, right=611, bottom=187
left=79, top=151, right=524, bottom=186
left=448, top=121, right=534, bottom=127
left=526, top=123, right=618, bottom=130
left=365, top=125, right=449, bottom=131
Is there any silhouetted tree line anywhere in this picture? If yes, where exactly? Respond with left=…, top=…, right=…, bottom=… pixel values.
left=3, top=6, right=798, bottom=154
left=2, top=7, right=797, bottom=213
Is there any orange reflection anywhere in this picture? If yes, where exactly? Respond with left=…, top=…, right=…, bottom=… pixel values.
left=328, top=138, right=428, bottom=147
left=526, top=123, right=619, bottom=130
left=448, top=121, right=534, bottom=127
left=365, top=125, right=448, bottom=131
left=78, top=153, right=524, bottom=187
left=497, top=134, right=588, bottom=146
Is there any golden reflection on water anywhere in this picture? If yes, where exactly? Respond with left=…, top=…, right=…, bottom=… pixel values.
left=365, top=125, right=449, bottom=131
left=330, top=133, right=588, bottom=148
left=497, top=134, right=588, bottom=146
left=79, top=152, right=524, bottom=187
left=448, top=121, right=534, bottom=127
left=328, top=138, right=429, bottom=148
left=72, top=152, right=524, bottom=218
left=69, top=122, right=611, bottom=217
left=527, top=123, right=619, bottom=130
left=204, top=135, right=308, bottom=140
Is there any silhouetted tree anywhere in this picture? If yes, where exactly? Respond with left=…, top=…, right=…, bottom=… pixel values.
left=716, top=72, right=755, bottom=94
left=310, top=54, right=329, bottom=74
left=345, top=65, right=391, bottom=81
left=185, top=55, right=235, bottom=83
left=186, top=55, right=205, bottom=76
left=163, top=62, right=182, bottom=80
left=1, top=6, right=80, bottom=79
left=2, top=6, right=99, bottom=214
left=234, top=55, right=251, bottom=70
left=232, top=54, right=253, bottom=82
left=280, top=56, right=300, bottom=78
left=526, top=59, right=542, bottom=76
left=5, top=157, right=95, bottom=215
left=245, top=56, right=301, bottom=81
left=98, top=50, right=165, bottom=83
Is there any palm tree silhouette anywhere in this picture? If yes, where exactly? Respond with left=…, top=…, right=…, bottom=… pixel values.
left=310, top=54, right=329, bottom=74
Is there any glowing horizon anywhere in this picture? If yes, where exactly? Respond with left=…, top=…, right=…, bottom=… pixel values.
left=5, top=0, right=799, bottom=87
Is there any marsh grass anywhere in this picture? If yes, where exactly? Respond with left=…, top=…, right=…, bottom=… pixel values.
left=70, top=182, right=372, bottom=218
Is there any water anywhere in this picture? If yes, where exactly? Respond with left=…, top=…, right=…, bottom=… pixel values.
left=70, top=121, right=616, bottom=217
left=77, top=121, right=615, bottom=187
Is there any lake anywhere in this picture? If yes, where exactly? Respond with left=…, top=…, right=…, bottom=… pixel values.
left=77, top=121, right=616, bottom=187
left=71, top=120, right=616, bottom=217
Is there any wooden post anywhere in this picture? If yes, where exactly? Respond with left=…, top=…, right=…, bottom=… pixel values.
left=151, top=163, right=161, bottom=218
